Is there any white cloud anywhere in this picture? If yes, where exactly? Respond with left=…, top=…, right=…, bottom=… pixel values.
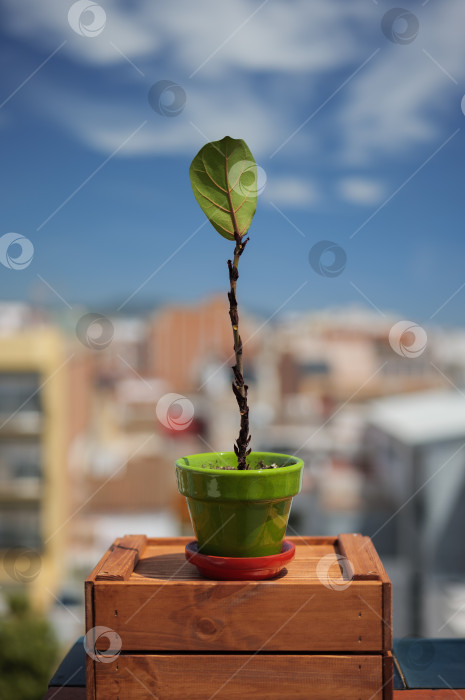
left=2, top=0, right=365, bottom=73
left=3, top=0, right=161, bottom=66
left=338, top=177, right=386, bottom=206
left=168, top=0, right=363, bottom=77
left=264, top=176, right=320, bottom=209
left=27, top=74, right=301, bottom=158
left=339, top=0, right=465, bottom=164
left=2, top=0, right=465, bottom=169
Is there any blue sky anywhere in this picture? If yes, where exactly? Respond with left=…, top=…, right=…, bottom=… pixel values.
left=0, top=0, right=464, bottom=325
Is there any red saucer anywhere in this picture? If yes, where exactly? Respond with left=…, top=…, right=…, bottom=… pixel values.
left=185, top=540, right=295, bottom=580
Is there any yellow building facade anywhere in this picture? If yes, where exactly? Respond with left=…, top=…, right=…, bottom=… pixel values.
left=0, top=327, right=70, bottom=610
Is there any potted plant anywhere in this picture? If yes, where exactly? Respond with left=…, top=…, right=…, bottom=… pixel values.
left=175, top=136, right=303, bottom=567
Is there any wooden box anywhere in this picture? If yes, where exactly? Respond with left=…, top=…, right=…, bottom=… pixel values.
left=85, top=534, right=393, bottom=699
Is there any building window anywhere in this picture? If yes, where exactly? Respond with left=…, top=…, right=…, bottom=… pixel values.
left=0, top=503, right=42, bottom=549
left=0, top=372, right=42, bottom=414
left=0, top=441, right=42, bottom=482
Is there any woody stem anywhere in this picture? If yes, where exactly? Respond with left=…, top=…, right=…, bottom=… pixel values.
left=227, top=231, right=251, bottom=470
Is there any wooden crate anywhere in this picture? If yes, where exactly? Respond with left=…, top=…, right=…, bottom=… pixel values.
left=85, top=534, right=393, bottom=699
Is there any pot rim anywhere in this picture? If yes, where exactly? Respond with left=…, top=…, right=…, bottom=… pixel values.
left=175, top=450, right=304, bottom=476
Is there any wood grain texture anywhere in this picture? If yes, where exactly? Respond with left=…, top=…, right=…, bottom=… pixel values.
left=338, top=533, right=381, bottom=579
left=40, top=689, right=465, bottom=699
left=87, top=535, right=389, bottom=653
left=95, top=535, right=147, bottom=581
left=95, top=654, right=384, bottom=700
left=360, top=536, right=393, bottom=651
left=93, top=579, right=383, bottom=652
left=384, top=651, right=394, bottom=699
left=84, top=579, right=95, bottom=700
left=339, top=533, right=393, bottom=650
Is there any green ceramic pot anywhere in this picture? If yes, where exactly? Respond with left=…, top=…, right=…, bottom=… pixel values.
left=175, top=451, right=304, bottom=557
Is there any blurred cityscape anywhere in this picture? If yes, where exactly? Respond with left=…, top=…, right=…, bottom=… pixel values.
left=1, top=295, right=465, bottom=649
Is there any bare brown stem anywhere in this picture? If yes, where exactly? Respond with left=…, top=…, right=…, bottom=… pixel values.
left=227, top=231, right=251, bottom=470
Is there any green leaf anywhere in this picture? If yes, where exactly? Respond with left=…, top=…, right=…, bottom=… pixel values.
left=189, top=136, right=257, bottom=241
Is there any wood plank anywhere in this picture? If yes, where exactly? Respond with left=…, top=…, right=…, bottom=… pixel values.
left=131, top=536, right=338, bottom=582
left=338, top=533, right=393, bottom=650
left=361, top=536, right=393, bottom=651
left=94, top=654, right=383, bottom=700
left=84, top=579, right=95, bottom=700
left=93, top=579, right=383, bottom=652
left=95, top=535, right=147, bottom=581
left=338, top=533, right=381, bottom=580
left=40, top=689, right=465, bottom=699
left=91, top=535, right=385, bottom=652
left=86, top=535, right=390, bottom=653
left=85, top=528, right=119, bottom=697
left=384, top=651, right=394, bottom=699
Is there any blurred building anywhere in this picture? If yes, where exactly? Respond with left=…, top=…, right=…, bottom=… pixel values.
left=364, top=389, right=465, bottom=636
left=274, top=309, right=444, bottom=409
left=148, top=294, right=260, bottom=393
left=0, top=325, right=71, bottom=609
left=1, top=297, right=464, bottom=644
